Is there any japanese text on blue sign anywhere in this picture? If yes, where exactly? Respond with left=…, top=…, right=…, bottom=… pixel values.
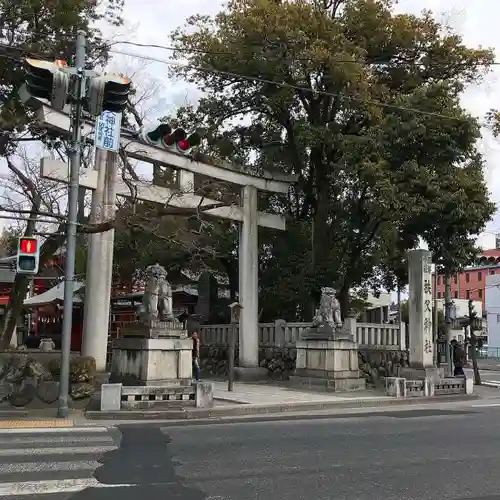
left=95, top=111, right=121, bottom=152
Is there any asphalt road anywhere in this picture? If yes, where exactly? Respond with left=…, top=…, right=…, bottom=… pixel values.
left=5, top=406, right=500, bottom=500
left=480, top=369, right=500, bottom=382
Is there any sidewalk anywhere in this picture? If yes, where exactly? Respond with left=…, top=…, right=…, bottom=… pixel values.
left=211, top=380, right=388, bottom=405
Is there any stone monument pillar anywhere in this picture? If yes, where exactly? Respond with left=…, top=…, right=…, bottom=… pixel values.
left=289, top=287, right=365, bottom=391
left=408, top=249, right=433, bottom=368
left=400, top=250, right=442, bottom=380
left=110, top=264, right=192, bottom=386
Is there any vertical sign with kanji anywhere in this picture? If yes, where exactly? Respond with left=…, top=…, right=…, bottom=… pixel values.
left=94, top=110, right=122, bottom=152
left=408, top=249, right=434, bottom=368
left=422, top=253, right=433, bottom=360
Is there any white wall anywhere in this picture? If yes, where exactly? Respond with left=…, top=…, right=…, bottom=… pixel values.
left=434, top=298, right=482, bottom=317
left=486, top=275, right=500, bottom=347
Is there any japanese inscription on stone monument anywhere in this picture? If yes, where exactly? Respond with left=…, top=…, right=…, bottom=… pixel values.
left=422, top=254, right=433, bottom=354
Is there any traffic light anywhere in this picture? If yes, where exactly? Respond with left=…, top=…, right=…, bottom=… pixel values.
left=140, top=123, right=201, bottom=154
left=24, top=58, right=70, bottom=111
left=16, top=237, right=39, bottom=275
left=85, top=74, right=131, bottom=116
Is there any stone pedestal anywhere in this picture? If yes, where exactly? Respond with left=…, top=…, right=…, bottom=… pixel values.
left=290, top=327, right=365, bottom=391
left=121, top=320, right=187, bottom=339
left=110, top=337, right=192, bottom=386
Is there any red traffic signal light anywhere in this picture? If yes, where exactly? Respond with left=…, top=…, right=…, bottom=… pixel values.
left=140, top=125, right=202, bottom=154
left=19, top=237, right=38, bottom=254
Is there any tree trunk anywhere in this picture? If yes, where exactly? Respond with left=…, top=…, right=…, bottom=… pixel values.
left=470, top=332, right=481, bottom=385
left=338, top=286, right=349, bottom=319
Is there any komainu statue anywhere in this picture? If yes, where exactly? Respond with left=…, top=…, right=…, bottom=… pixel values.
left=313, top=287, right=342, bottom=328
left=139, top=263, right=175, bottom=322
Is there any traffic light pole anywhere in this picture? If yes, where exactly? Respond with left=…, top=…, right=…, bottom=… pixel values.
left=58, top=31, right=86, bottom=418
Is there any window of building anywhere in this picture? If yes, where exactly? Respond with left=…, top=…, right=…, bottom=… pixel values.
left=479, top=289, right=483, bottom=299
left=466, top=273, right=470, bottom=283
left=437, top=292, right=441, bottom=298
left=466, top=289, right=470, bottom=299
left=478, top=271, right=482, bottom=281
left=437, top=275, right=441, bottom=285
left=454, top=275, right=457, bottom=284
left=496, top=314, right=500, bottom=323
left=491, top=269, right=496, bottom=275
left=454, top=291, right=458, bottom=299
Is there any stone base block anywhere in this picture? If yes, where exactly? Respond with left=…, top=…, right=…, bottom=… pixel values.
left=121, top=321, right=187, bottom=339
left=463, top=368, right=474, bottom=395
left=100, top=383, right=121, bottom=411
left=120, top=385, right=195, bottom=409
left=195, top=381, right=214, bottom=408
left=405, top=378, right=434, bottom=397
left=385, top=377, right=407, bottom=398
left=300, top=325, right=354, bottom=342
left=234, top=367, right=268, bottom=381
left=110, top=337, right=192, bottom=386
left=292, top=337, right=364, bottom=391
left=289, top=375, right=366, bottom=392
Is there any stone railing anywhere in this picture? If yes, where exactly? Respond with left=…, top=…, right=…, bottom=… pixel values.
left=200, top=319, right=406, bottom=351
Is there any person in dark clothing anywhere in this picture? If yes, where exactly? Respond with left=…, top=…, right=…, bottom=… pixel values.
left=191, top=332, right=201, bottom=381
left=25, top=330, right=40, bottom=349
left=451, top=339, right=465, bottom=377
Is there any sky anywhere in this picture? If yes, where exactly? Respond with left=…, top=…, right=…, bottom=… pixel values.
left=2, top=0, right=500, bottom=250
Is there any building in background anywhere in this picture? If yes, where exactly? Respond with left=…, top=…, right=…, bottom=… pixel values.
left=433, top=248, right=500, bottom=311
left=486, top=273, right=500, bottom=350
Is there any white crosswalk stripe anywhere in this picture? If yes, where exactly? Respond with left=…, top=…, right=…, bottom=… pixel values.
left=0, top=426, right=132, bottom=497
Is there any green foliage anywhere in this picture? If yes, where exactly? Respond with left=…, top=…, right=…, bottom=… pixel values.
left=168, top=0, right=494, bottom=319
left=0, top=227, right=21, bottom=256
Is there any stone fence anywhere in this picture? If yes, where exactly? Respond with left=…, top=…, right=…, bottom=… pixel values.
left=199, top=319, right=408, bottom=384
left=200, top=320, right=406, bottom=350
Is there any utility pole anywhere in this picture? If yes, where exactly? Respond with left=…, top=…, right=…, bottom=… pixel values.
left=20, top=31, right=131, bottom=416
left=444, top=273, right=453, bottom=376
left=58, top=31, right=86, bottom=418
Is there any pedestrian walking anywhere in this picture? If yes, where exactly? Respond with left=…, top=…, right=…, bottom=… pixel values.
left=451, top=339, right=465, bottom=377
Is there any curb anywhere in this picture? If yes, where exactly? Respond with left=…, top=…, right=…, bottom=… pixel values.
left=85, top=394, right=480, bottom=421
left=481, top=381, right=500, bottom=388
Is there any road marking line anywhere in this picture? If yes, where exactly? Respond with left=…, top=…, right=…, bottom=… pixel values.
left=0, top=435, right=114, bottom=445
left=471, top=403, right=500, bottom=407
left=0, top=426, right=110, bottom=435
left=0, top=478, right=133, bottom=496
left=0, top=460, right=101, bottom=473
left=0, top=445, right=117, bottom=456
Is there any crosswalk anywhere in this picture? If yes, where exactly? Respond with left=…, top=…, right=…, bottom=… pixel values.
left=0, top=426, right=131, bottom=497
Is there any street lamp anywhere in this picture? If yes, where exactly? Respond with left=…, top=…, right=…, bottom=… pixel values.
left=228, top=302, right=243, bottom=392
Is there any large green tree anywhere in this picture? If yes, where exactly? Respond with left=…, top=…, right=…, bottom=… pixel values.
left=168, top=0, right=494, bottom=319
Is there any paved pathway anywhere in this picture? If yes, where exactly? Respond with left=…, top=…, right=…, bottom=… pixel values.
left=0, top=426, right=124, bottom=497
left=211, top=380, right=391, bottom=405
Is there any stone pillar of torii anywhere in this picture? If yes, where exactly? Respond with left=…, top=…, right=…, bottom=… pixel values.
left=35, top=104, right=296, bottom=377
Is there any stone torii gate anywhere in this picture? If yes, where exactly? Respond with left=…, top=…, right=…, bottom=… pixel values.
left=35, top=104, right=296, bottom=377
